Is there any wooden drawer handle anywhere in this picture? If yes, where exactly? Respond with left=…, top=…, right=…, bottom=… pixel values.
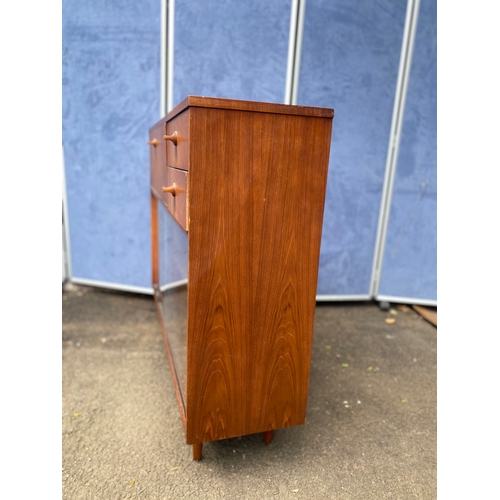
left=164, top=131, right=178, bottom=145
left=148, top=138, right=159, bottom=147
left=162, top=183, right=178, bottom=196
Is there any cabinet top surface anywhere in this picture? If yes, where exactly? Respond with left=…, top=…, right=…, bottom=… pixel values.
left=151, top=96, right=334, bottom=128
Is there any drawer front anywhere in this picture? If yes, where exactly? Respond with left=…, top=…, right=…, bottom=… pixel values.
left=166, top=109, right=190, bottom=171
left=164, top=167, right=188, bottom=231
left=149, top=121, right=168, bottom=201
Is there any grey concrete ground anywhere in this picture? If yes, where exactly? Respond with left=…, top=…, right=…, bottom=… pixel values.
left=62, top=284, right=436, bottom=499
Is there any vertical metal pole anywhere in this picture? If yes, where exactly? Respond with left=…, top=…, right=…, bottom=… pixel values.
left=285, top=0, right=299, bottom=104
left=284, top=0, right=306, bottom=105
left=62, top=145, right=72, bottom=280
left=291, top=0, right=306, bottom=104
left=161, top=0, right=175, bottom=116
left=160, top=0, right=167, bottom=117
left=370, top=0, right=421, bottom=297
left=167, top=0, right=175, bottom=113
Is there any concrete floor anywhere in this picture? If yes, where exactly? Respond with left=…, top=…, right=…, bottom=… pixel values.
left=62, top=284, right=436, bottom=499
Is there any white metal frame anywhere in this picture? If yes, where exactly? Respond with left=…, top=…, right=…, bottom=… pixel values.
left=376, top=295, right=436, bottom=307
left=161, top=0, right=175, bottom=116
left=71, top=277, right=153, bottom=295
left=316, top=294, right=372, bottom=302
left=62, top=146, right=72, bottom=281
left=284, top=0, right=306, bottom=105
left=160, top=278, right=188, bottom=292
left=160, top=0, right=167, bottom=116
left=370, top=0, right=423, bottom=302
left=167, top=0, right=175, bottom=113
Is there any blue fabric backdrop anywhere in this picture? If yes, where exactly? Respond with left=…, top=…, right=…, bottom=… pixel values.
left=378, top=0, right=437, bottom=301
left=173, top=0, right=291, bottom=104
left=63, top=0, right=160, bottom=289
left=297, top=0, right=407, bottom=296
left=62, top=0, right=436, bottom=301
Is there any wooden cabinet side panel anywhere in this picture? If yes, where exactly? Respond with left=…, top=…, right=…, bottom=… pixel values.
left=186, top=108, right=332, bottom=444
left=249, top=114, right=332, bottom=433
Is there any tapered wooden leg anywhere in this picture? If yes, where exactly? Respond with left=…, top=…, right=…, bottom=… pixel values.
left=193, top=443, right=203, bottom=461
left=263, top=430, right=274, bottom=445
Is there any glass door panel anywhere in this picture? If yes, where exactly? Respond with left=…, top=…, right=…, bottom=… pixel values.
left=155, top=200, right=188, bottom=410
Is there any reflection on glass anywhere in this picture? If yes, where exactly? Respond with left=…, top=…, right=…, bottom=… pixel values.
left=156, top=200, right=188, bottom=412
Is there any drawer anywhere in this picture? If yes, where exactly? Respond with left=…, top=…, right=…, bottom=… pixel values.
left=166, top=109, right=190, bottom=171
left=149, top=121, right=168, bottom=200
left=164, top=167, right=188, bottom=232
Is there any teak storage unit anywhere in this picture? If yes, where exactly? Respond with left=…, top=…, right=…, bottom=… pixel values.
left=149, top=96, right=333, bottom=460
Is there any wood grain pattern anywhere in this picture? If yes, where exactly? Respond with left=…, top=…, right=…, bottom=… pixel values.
left=185, top=105, right=332, bottom=444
